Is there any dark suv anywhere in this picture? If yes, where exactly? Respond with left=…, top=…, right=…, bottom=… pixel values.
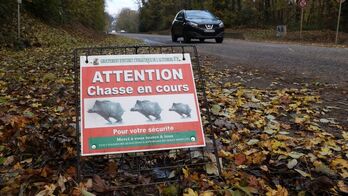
left=171, top=10, right=224, bottom=43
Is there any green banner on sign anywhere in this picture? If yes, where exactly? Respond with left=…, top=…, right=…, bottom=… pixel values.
left=89, top=131, right=197, bottom=150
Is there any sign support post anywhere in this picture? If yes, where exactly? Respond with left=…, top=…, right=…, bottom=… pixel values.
left=298, top=0, right=307, bottom=40
left=335, top=0, right=344, bottom=44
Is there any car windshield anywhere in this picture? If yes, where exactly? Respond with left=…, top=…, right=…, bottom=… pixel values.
left=185, top=11, right=215, bottom=19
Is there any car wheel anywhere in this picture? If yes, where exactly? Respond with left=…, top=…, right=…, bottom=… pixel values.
left=171, top=34, right=178, bottom=42
left=183, top=33, right=191, bottom=43
left=215, top=37, right=223, bottom=43
left=199, top=38, right=205, bottom=43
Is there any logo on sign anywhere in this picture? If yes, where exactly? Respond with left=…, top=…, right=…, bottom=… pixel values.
left=93, top=58, right=99, bottom=65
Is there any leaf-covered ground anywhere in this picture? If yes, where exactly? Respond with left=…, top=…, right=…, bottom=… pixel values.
left=1, top=14, right=348, bottom=196
left=192, top=59, right=348, bottom=195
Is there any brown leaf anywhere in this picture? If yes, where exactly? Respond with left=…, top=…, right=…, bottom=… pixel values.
left=280, top=123, right=291, bottom=130
left=248, top=175, right=259, bottom=188
left=40, top=166, right=52, bottom=178
left=3, top=155, right=15, bottom=166
left=235, top=153, right=246, bottom=165
left=106, top=161, right=117, bottom=178
left=308, top=176, right=334, bottom=194
left=66, top=166, right=76, bottom=177
left=92, top=175, right=109, bottom=193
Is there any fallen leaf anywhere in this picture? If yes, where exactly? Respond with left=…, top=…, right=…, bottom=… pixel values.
left=205, top=163, right=219, bottom=175
left=337, top=181, right=348, bottom=193
left=36, top=184, right=56, bottom=196
left=246, top=139, right=259, bottom=145
left=106, top=161, right=117, bottom=178
left=260, top=165, right=269, bottom=172
left=211, top=104, right=221, bottom=115
left=85, top=179, right=93, bottom=189
left=92, top=175, right=108, bottom=193
left=319, top=118, right=329, bottom=123
left=200, top=191, right=214, bottom=196
left=295, top=169, right=312, bottom=178
left=235, top=153, right=246, bottom=165
left=266, top=185, right=288, bottom=196
left=330, top=158, right=348, bottom=169
left=81, top=189, right=96, bottom=196
left=57, top=175, right=66, bottom=192
left=162, top=184, right=178, bottom=196
left=287, top=159, right=298, bottom=169
left=182, top=168, right=189, bottom=178
left=342, top=131, right=348, bottom=140
left=3, top=155, right=15, bottom=166
left=288, top=151, right=305, bottom=159
left=183, top=188, right=198, bottom=196
left=313, top=161, right=335, bottom=176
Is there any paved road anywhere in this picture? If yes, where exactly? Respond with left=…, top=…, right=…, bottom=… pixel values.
left=121, top=33, right=348, bottom=85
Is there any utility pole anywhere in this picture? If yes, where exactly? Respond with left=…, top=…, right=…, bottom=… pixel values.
left=335, top=0, right=345, bottom=44
left=300, top=7, right=304, bottom=39
left=17, top=0, right=22, bottom=40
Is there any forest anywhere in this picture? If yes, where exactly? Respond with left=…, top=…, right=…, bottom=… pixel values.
left=137, top=0, right=348, bottom=32
left=0, top=0, right=108, bottom=45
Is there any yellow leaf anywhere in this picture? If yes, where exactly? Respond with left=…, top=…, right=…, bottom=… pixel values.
left=81, top=189, right=96, bottom=196
left=36, top=184, right=57, bottom=196
left=313, top=161, right=335, bottom=176
left=338, top=181, right=348, bottom=193
left=183, top=188, right=198, bottom=196
left=219, top=149, right=233, bottom=157
left=342, top=131, right=348, bottom=140
left=307, top=124, right=321, bottom=132
left=319, top=147, right=332, bottom=156
left=200, top=191, right=214, bottom=196
left=330, top=158, right=348, bottom=169
left=182, top=167, right=189, bottom=178
left=341, top=170, right=348, bottom=178
left=294, top=114, right=309, bottom=124
left=266, top=185, right=288, bottom=196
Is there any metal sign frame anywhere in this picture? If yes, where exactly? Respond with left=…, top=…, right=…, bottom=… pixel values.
left=73, top=45, right=221, bottom=190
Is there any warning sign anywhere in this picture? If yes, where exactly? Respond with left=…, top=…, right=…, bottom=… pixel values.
left=80, top=53, right=205, bottom=156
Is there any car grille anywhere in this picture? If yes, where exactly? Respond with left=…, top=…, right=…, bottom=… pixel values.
left=198, top=24, right=219, bottom=29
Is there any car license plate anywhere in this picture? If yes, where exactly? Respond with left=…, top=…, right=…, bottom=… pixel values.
left=204, top=29, right=215, bottom=33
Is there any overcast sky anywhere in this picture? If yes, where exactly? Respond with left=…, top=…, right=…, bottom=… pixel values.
left=105, top=0, right=139, bottom=16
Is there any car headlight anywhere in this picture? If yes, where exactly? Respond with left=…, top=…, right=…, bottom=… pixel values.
left=219, top=22, right=224, bottom=28
left=187, top=22, right=198, bottom=27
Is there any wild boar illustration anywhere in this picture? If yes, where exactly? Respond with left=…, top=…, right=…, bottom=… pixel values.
left=88, top=100, right=124, bottom=123
left=130, top=100, right=162, bottom=121
left=169, top=103, right=191, bottom=118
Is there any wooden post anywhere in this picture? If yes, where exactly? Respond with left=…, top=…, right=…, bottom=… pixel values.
left=300, top=7, right=304, bottom=40
left=335, top=1, right=343, bottom=44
